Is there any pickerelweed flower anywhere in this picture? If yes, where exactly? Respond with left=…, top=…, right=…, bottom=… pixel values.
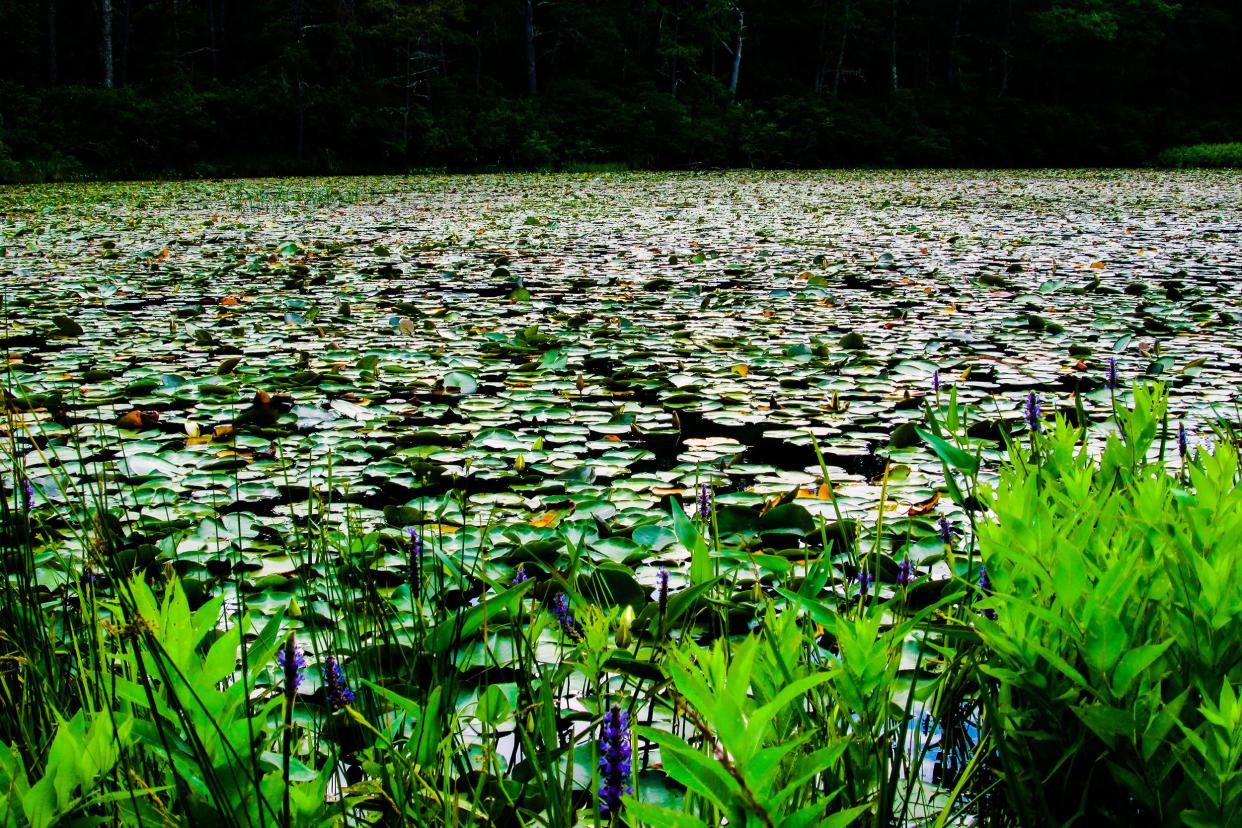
left=512, top=564, right=529, bottom=585
left=938, top=516, right=955, bottom=547
left=656, top=568, right=669, bottom=616
left=1177, top=422, right=1189, bottom=460
left=857, top=568, right=875, bottom=598
left=978, top=566, right=997, bottom=621
left=897, top=558, right=915, bottom=587
left=552, top=592, right=583, bottom=641
left=322, top=656, right=355, bottom=710
left=278, top=638, right=306, bottom=693
left=932, top=369, right=942, bottom=395
left=21, top=479, right=34, bottom=511
left=1106, top=358, right=1119, bottom=390
left=407, top=526, right=424, bottom=598
left=598, top=704, right=632, bottom=818
left=697, top=483, right=713, bottom=520
left=1024, top=392, right=1042, bottom=433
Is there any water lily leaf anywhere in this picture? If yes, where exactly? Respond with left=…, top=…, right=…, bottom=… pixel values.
left=589, top=537, right=645, bottom=565
left=758, top=503, right=816, bottom=535
left=838, top=331, right=865, bottom=349
left=442, top=370, right=478, bottom=394
left=581, top=563, right=647, bottom=607
left=632, top=524, right=676, bottom=551
left=52, top=315, right=84, bottom=337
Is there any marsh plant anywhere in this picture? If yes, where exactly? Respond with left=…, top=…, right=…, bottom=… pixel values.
left=0, top=382, right=1239, bottom=827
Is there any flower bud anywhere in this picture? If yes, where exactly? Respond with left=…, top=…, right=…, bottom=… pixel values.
left=615, top=605, right=635, bottom=649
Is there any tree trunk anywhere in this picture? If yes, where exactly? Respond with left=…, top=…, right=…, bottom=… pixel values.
left=475, top=28, right=482, bottom=92
left=171, top=0, right=180, bottom=62
left=728, top=7, right=744, bottom=100
left=118, top=0, right=132, bottom=86
left=659, top=7, right=677, bottom=98
left=999, top=0, right=1012, bottom=97
left=670, top=0, right=682, bottom=97
left=207, top=0, right=219, bottom=78
left=292, top=0, right=305, bottom=159
left=217, top=0, right=227, bottom=76
left=889, top=0, right=898, bottom=92
left=948, top=0, right=961, bottom=87
left=814, top=1, right=828, bottom=95
left=403, top=43, right=412, bottom=151
left=46, top=0, right=57, bottom=86
left=832, top=0, right=848, bottom=99
left=100, top=0, right=113, bottom=88
left=524, top=0, right=537, bottom=96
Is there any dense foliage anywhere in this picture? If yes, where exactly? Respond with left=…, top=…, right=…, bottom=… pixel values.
left=2, top=380, right=1239, bottom=825
left=1, top=0, right=1240, bottom=179
left=1157, top=143, right=1242, bottom=169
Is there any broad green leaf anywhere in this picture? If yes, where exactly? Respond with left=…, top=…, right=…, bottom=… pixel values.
left=426, top=580, right=532, bottom=655
left=916, top=427, right=979, bottom=475
left=621, top=799, right=710, bottom=828
left=671, top=498, right=712, bottom=586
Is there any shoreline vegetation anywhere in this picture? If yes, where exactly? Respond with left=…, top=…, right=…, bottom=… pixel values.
left=1, top=102, right=1239, bottom=184
left=2, top=379, right=1239, bottom=825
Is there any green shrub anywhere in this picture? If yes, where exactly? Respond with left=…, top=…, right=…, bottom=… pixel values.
left=1156, top=142, right=1242, bottom=168
left=975, top=384, right=1242, bottom=825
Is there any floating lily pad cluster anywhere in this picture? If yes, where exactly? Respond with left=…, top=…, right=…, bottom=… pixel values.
left=0, top=170, right=1237, bottom=599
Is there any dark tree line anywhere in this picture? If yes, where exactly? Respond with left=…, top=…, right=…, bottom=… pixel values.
left=0, top=0, right=1238, bottom=179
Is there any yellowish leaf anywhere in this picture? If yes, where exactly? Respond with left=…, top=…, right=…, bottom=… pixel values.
left=650, top=486, right=686, bottom=497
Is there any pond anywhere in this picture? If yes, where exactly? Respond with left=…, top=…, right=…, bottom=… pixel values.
left=0, top=169, right=1238, bottom=825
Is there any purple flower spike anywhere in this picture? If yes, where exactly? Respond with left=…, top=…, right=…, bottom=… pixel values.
left=897, top=558, right=915, bottom=587
left=278, top=638, right=306, bottom=694
left=656, top=568, right=669, bottom=616
left=552, top=592, right=583, bottom=641
left=512, top=564, right=529, bottom=585
left=323, top=656, right=355, bottom=709
left=598, top=705, right=632, bottom=818
left=1177, top=422, right=1189, bottom=460
left=1024, top=392, right=1042, bottom=433
left=697, top=483, right=713, bottom=520
left=932, top=369, right=942, bottom=395
left=1106, top=358, right=1119, bottom=390
left=938, top=516, right=955, bottom=547
left=856, top=568, right=875, bottom=598
left=978, top=566, right=997, bottom=621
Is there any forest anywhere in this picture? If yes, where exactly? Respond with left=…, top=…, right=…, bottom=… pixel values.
left=1, top=0, right=1240, bottom=179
